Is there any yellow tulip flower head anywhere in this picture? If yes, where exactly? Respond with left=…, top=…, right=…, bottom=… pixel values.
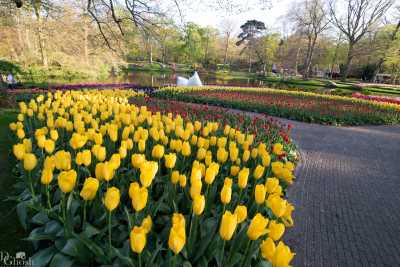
left=272, top=241, right=295, bottom=267
left=238, top=167, right=250, bottom=189
left=253, top=165, right=265, bottom=180
left=168, top=213, right=186, bottom=255
left=164, top=153, right=177, bottom=169
left=130, top=226, right=147, bottom=254
left=131, top=154, right=146, bottom=169
left=141, top=215, right=152, bottom=234
left=260, top=237, right=276, bottom=262
left=193, top=194, right=205, bottom=215
left=40, top=168, right=53, bottom=185
left=220, top=178, right=232, bottom=204
left=255, top=184, right=266, bottom=205
left=58, top=170, right=77, bottom=193
left=139, top=161, right=158, bottom=188
left=23, top=153, right=37, bottom=171
left=267, top=195, right=288, bottom=218
left=80, top=177, right=99, bottom=201
left=151, top=144, right=165, bottom=159
left=171, top=170, right=180, bottom=184
left=268, top=220, right=285, bottom=241
left=234, top=205, right=248, bottom=223
left=104, top=186, right=120, bottom=212
left=247, top=213, right=269, bottom=240
left=13, top=144, right=25, bottom=160
left=129, top=182, right=148, bottom=212
left=219, top=211, right=238, bottom=241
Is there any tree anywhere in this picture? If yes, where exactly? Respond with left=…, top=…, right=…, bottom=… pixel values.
left=372, top=7, right=400, bottom=81
left=290, top=0, right=329, bottom=79
left=219, top=18, right=236, bottom=64
left=236, top=20, right=266, bottom=72
left=329, top=0, right=394, bottom=80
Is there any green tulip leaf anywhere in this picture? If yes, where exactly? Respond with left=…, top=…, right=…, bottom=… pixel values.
left=31, top=211, right=49, bottom=225
left=255, top=260, right=273, bottom=267
left=31, top=246, right=57, bottom=267
left=16, top=201, right=28, bottom=230
left=49, top=253, right=74, bottom=267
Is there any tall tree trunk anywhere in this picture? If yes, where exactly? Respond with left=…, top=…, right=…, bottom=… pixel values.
left=223, top=33, right=230, bottom=64
left=302, top=37, right=312, bottom=79
left=304, top=37, right=317, bottom=80
left=149, top=38, right=153, bottom=64
left=248, top=52, right=252, bottom=73
left=295, top=47, right=301, bottom=76
left=33, top=2, right=48, bottom=68
left=342, top=42, right=354, bottom=81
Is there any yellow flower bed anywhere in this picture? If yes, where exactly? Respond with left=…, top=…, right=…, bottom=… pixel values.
left=10, top=89, right=296, bottom=266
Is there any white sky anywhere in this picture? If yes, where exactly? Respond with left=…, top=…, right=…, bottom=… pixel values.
left=179, top=0, right=293, bottom=34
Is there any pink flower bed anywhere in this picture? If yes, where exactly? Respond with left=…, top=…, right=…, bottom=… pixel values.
left=352, top=92, right=400, bottom=105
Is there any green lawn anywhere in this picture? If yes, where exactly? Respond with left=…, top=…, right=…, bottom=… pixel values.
left=0, top=109, right=32, bottom=255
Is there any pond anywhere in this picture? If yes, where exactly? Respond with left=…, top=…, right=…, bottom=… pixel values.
left=123, top=70, right=267, bottom=87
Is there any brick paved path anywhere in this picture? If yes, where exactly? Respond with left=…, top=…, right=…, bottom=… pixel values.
left=281, top=119, right=400, bottom=267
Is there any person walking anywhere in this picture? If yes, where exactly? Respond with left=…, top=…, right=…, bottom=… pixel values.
left=7, top=73, right=15, bottom=89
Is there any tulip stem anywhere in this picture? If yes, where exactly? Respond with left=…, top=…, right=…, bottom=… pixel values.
left=172, top=255, right=177, bottom=267
left=240, top=240, right=252, bottom=267
left=188, top=212, right=194, bottom=248
left=83, top=201, right=87, bottom=224
left=46, top=184, right=51, bottom=209
left=28, top=171, right=35, bottom=198
left=138, top=253, right=142, bottom=267
left=108, top=211, right=112, bottom=249
left=62, top=193, right=66, bottom=222
left=220, top=240, right=226, bottom=267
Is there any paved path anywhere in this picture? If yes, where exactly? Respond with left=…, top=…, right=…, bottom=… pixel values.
left=225, top=107, right=400, bottom=266
left=281, top=119, right=400, bottom=267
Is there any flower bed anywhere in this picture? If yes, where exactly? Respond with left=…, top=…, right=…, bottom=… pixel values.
left=155, top=86, right=400, bottom=125
left=10, top=89, right=297, bottom=266
left=352, top=92, right=400, bottom=106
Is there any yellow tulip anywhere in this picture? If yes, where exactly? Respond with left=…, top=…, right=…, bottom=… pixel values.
left=139, top=161, right=158, bottom=187
left=179, top=174, right=187, bottom=187
left=110, top=154, right=121, bottom=170
left=234, top=205, right=247, bottom=223
left=230, top=165, right=240, bottom=176
left=129, top=182, right=148, bottom=212
left=151, top=144, right=165, bottom=159
left=229, top=147, right=239, bottom=162
left=193, top=194, right=205, bottom=215
left=102, top=161, right=115, bottom=181
left=80, top=177, right=99, bottom=201
left=242, top=150, right=250, bottom=162
left=40, top=168, right=53, bottom=185
left=181, top=141, right=191, bottom=156
left=204, top=165, right=217, bottom=185
left=255, top=184, right=266, bottom=204
left=58, top=170, right=77, bottom=193
left=141, top=215, right=152, bottom=234
left=131, top=154, right=146, bottom=169
left=44, top=155, right=56, bottom=171
left=168, top=213, right=186, bottom=254
left=238, top=168, right=249, bottom=189
left=272, top=241, right=295, bottom=267
left=266, top=195, right=288, bottom=218
left=266, top=177, right=281, bottom=194
left=273, top=143, right=284, bottom=156
left=197, top=148, right=207, bottom=160
left=50, top=129, right=58, bottom=141
left=17, top=128, right=25, bottom=139
left=95, top=162, right=105, bottom=180
left=247, top=213, right=269, bottom=240
left=260, top=237, right=276, bottom=262
left=261, top=153, right=271, bottom=166
left=69, top=133, right=87, bottom=150
left=171, top=170, right=180, bottom=184
left=271, top=162, right=284, bottom=176
left=268, top=220, right=285, bottom=241
left=13, top=144, right=25, bottom=160
left=138, top=139, right=146, bottom=152
left=220, top=178, right=232, bottom=204
left=104, top=186, right=120, bottom=212
left=217, top=148, right=228, bottom=163
left=164, top=153, right=177, bottom=169
left=251, top=148, right=258, bottom=159
left=23, top=138, right=32, bottom=152
left=219, top=211, right=238, bottom=241
left=284, top=161, right=295, bottom=172
left=23, top=153, right=37, bottom=171
left=54, top=150, right=72, bottom=170
left=130, top=226, right=147, bottom=254
left=282, top=203, right=295, bottom=227
left=253, top=165, right=265, bottom=180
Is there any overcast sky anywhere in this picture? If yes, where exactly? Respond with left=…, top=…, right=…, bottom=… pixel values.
left=176, top=0, right=293, bottom=33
